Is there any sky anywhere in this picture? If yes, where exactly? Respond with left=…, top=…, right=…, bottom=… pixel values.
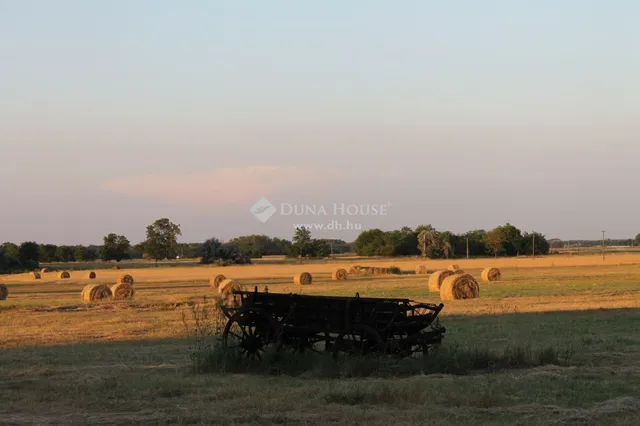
left=1, top=0, right=639, bottom=244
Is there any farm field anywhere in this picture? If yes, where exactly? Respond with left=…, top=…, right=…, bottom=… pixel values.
left=2, top=254, right=640, bottom=425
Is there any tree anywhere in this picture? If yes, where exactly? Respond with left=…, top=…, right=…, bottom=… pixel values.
left=1, top=242, right=19, bottom=258
left=18, top=241, right=40, bottom=269
left=200, top=238, right=251, bottom=265
left=354, top=229, right=389, bottom=256
left=495, top=223, right=523, bottom=256
left=200, top=238, right=222, bottom=264
left=484, top=229, right=505, bottom=257
left=39, top=244, right=58, bottom=262
left=144, top=218, right=182, bottom=262
left=290, top=227, right=313, bottom=257
left=521, top=232, right=550, bottom=256
left=55, top=245, right=75, bottom=262
left=549, top=239, right=564, bottom=249
left=100, top=234, right=131, bottom=262
left=417, top=225, right=442, bottom=258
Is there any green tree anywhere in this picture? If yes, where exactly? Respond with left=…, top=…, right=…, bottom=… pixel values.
left=417, top=225, right=442, bottom=258
left=39, top=244, right=58, bottom=262
left=18, top=241, right=40, bottom=269
left=144, top=218, right=182, bottom=263
left=55, top=245, right=75, bottom=262
left=495, top=223, right=523, bottom=256
left=354, top=229, right=389, bottom=256
left=100, top=234, right=131, bottom=262
left=520, top=232, right=550, bottom=256
left=484, top=229, right=505, bottom=257
left=290, top=227, right=313, bottom=257
left=200, top=238, right=222, bottom=264
left=1, top=242, right=19, bottom=258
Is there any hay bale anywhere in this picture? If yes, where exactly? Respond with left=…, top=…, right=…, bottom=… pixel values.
left=110, top=283, right=135, bottom=300
left=481, top=267, right=501, bottom=282
left=428, top=270, right=455, bottom=292
left=58, top=271, right=70, bottom=279
left=218, top=279, right=242, bottom=308
left=0, top=283, right=8, bottom=301
left=116, top=274, right=134, bottom=285
left=87, top=271, right=97, bottom=279
left=81, top=284, right=112, bottom=303
left=112, top=265, right=120, bottom=270
left=31, top=271, right=41, bottom=280
left=415, top=265, right=428, bottom=275
left=332, top=268, right=348, bottom=280
left=348, top=266, right=359, bottom=275
left=294, top=272, right=313, bottom=285
left=448, top=264, right=460, bottom=272
left=440, top=273, right=480, bottom=301
left=210, top=274, right=226, bottom=290
left=40, top=268, right=50, bottom=273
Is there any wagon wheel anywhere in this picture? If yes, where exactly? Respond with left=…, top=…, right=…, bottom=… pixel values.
left=333, top=325, right=385, bottom=357
left=387, top=331, right=428, bottom=358
left=222, top=308, right=279, bottom=360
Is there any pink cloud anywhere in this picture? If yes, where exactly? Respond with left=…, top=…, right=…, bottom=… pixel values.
left=102, top=166, right=334, bottom=206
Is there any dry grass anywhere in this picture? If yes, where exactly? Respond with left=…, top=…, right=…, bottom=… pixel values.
left=2, top=256, right=640, bottom=424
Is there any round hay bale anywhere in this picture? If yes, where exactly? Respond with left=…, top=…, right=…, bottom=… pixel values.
left=31, top=271, right=41, bottom=280
left=0, top=283, right=8, bottom=301
left=87, top=271, right=97, bottom=279
left=428, top=270, right=455, bottom=293
left=210, top=274, right=226, bottom=290
left=440, top=273, right=480, bottom=301
left=40, top=268, right=50, bottom=273
left=293, top=272, right=313, bottom=285
left=332, top=268, right=348, bottom=280
left=481, top=267, right=501, bottom=282
left=81, top=284, right=112, bottom=303
left=218, top=279, right=242, bottom=308
left=447, top=264, right=461, bottom=272
left=415, top=265, right=428, bottom=275
left=116, top=274, right=134, bottom=285
left=348, top=266, right=359, bottom=275
left=112, top=265, right=120, bottom=270
left=58, top=271, right=70, bottom=279
left=110, top=283, right=135, bottom=300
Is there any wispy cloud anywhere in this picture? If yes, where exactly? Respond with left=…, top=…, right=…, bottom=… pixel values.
left=101, top=166, right=336, bottom=206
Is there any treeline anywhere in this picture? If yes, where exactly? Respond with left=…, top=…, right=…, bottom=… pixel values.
left=563, top=239, right=637, bottom=247
left=354, top=223, right=550, bottom=258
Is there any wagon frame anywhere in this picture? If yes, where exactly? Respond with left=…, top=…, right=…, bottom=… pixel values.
left=220, top=287, right=446, bottom=359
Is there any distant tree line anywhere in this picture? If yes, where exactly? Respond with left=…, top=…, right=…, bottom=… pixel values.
left=12, top=217, right=640, bottom=274
left=354, top=223, right=550, bottom=258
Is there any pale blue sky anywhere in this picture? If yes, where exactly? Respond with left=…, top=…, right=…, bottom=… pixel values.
left=1, top=1, right=639, bottom=244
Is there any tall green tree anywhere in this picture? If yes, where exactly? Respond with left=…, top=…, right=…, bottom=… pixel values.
left=144, top=218, right=182, bottom=262
left=100, top=233, right=131, bottom=262
left=290, top=227, right=313, bottom=257
left=417, top=225, right=442, bottom=258
left=18, top=241, right=40, bottom=269
left=484, top=229, right=505, bottom=257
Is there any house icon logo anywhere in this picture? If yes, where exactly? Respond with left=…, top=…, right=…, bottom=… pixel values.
left=250, top=197, right=277, bottom=223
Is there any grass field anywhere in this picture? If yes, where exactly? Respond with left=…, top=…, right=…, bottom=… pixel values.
left=2, top=254, right=640, bottom=424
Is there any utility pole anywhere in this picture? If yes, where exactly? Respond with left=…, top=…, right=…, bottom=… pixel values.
left=602, top=231, right=606, bottom=261
left=466, top=237, right=470, bottom=259
left=532, top=233, right=535, bottom=260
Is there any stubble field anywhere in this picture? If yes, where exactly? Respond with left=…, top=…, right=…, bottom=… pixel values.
left=2, top=254, right=640, bottom=425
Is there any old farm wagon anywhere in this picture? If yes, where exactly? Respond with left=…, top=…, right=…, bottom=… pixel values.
left=220, top=287, right=446, bottom=359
